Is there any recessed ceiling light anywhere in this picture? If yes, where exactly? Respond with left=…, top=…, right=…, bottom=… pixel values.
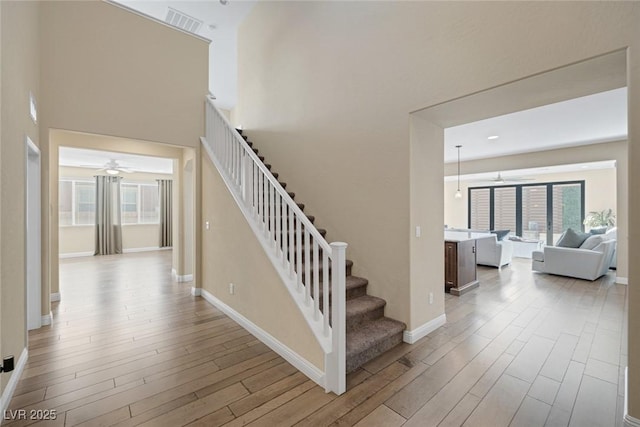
left=487, top=135, right=499, bottom=140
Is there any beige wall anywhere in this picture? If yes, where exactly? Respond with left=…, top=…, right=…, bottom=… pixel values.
left=0, top=0, right=39, bottom=391
left=238, top=1, right=638, bottom=325
left=40, top=0, right=207, bottom=312
left=237, top=0, right=640, bottom=413
left=201, top=152, right=324, bottom=369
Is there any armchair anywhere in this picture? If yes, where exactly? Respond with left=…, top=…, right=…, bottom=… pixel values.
left=476, top=235, right=513, bottom=269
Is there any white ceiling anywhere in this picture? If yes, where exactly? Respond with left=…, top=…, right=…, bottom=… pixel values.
left=115, top=0, right=256, bottom=110
left=444, top=87, right=627, bottom=164
left=59, top=147, right=174, bottom=174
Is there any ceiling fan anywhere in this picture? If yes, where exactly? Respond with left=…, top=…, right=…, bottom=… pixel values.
left=82, top=159, right=133, bottom=175
left=474, top=172, right=535, bottom=184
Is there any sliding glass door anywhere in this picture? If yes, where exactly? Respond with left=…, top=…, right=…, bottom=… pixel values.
left=522, top=185, right=547, bottom=242
left=469, top=180, right=585, bottom=246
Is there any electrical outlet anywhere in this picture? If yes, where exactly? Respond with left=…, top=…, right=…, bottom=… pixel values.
left=229, top=283, right=235, bottom=295
left=429, top=292, right=434, bottom=304
left=205, top=221, right=210, bottom=230
left=416, top=226, right=421, bottom=238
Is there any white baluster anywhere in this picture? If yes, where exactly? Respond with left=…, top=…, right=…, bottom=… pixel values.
left=313, top=239, right=319, bottom=320
left=258, top=172, right=263, bottom=226
left=304, top=228, right=311, bottom=305
left=276, top=192, right=281, bottom=255
left=252, top=163, right=258, bottom=216
left=281, top=202, right=287, bottom=267
left=323, top=250, right=329, bottom=336
left=289, top=206, right=295, bottom=278
left=296, top=218, right=302, bottom=291
left=269, top=181, right=275, bottom=241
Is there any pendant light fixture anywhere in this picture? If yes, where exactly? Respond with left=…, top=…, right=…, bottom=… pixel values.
left=454, top=145, right=462, bottom=199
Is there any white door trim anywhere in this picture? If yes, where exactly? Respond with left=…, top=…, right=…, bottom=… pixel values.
left=25, top=136, right=42, bottom=332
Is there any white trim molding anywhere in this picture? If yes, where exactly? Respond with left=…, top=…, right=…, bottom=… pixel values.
left=617, top=276, right=629, bottom=285
left=403, top=314, right=447, bottom=344
left=171, top=269, right=194, bottom=283
left=0, top=348, right=28, bottom=417
left=191, top=287, right=202, bottom=297
left=199, top=289, right=326, bottom=390
left=59, top=251, right=94, bottom=259
left=50, top=292, right=61, bottom=302
left=625, top=367, right=640, bottom=426
left=41, top=312, right=53, bottom=326
left=123, top=247, right=170, bottom=254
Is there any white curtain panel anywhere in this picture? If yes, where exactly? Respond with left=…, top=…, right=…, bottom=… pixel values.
left=94, top=175, right=123, bottom=255
left=158, top=179, right=173, bottom=248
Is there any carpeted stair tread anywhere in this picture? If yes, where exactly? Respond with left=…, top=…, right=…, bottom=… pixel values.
left=345, top=317, right=406, bottom=373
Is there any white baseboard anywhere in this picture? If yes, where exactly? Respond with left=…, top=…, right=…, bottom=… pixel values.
left=41, top=312, right=53, bottom=326
left=123, top=247, right=170, bottom=254
left=0, top=348, right=28, bottom=417
left=617, top=276, right=629, bottom=285
left=59, top=251, right=93, bottom=259
left=625, top=367, right=640, bottom=426
left=199, top=288, right=325, bottom=390
left=50, top=292, right=60, bottom=302
left=171, top=269, right=193, bottom=283
left=403, top=314, right=447, bottom=344
left=191, top=287, right=202, bottom=297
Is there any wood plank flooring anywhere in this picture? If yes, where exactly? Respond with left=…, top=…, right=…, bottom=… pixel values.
left=5, top=252, right=626, bottom=426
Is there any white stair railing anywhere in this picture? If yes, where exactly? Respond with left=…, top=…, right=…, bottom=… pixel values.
left=201, top=97, right=347, bottom=395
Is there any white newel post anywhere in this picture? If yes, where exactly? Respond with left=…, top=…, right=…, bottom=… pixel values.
left=327, top=241, right=347, bottom=395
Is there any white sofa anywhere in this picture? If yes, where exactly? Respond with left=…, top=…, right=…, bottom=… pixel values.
left=476, top=235, right=514, bottom=269
left=531, top=239, right=616, bottom=281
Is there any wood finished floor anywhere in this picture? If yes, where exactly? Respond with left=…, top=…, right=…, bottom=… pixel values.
left=6, top=252, right=626, bottom=426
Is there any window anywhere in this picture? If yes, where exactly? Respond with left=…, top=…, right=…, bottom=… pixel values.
left=121, top=183, right=160, bottom=224
left=59, top=180, right=160, bottom=226
left=59, top=180, right=96, bottom=226
left=493, top=187, right=516, bottom=235
left=469, top=180, right=585, bottom=245
left=75, top=182, right=96, bottom=225
left=469, top=189, right=490, bottom=230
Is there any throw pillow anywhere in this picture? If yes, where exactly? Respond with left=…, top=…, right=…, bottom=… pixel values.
left=580, top=235, right=605, bottom=250
left=491, top=229, right=510, bottom=241
left=556, top=228, right=589, bottom=248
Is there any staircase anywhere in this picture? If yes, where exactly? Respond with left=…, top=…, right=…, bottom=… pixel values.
left=236, top=129, right=406, bottom=374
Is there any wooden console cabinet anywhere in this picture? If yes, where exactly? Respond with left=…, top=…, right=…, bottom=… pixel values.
left=444, top=238, right=479, bottom=296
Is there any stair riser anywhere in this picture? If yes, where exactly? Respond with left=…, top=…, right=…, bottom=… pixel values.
left=346, top=306, right=385, bottom=332
left=317, top=284, right=369, bottom=314
left=346, top=331, right=404, bottom=374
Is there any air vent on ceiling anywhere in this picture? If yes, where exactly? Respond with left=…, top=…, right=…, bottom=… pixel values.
left=165, top=7, right=203, bottom=34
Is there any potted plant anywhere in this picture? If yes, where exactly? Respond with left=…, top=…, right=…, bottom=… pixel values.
left=583, top=208, right=616, bottom=230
